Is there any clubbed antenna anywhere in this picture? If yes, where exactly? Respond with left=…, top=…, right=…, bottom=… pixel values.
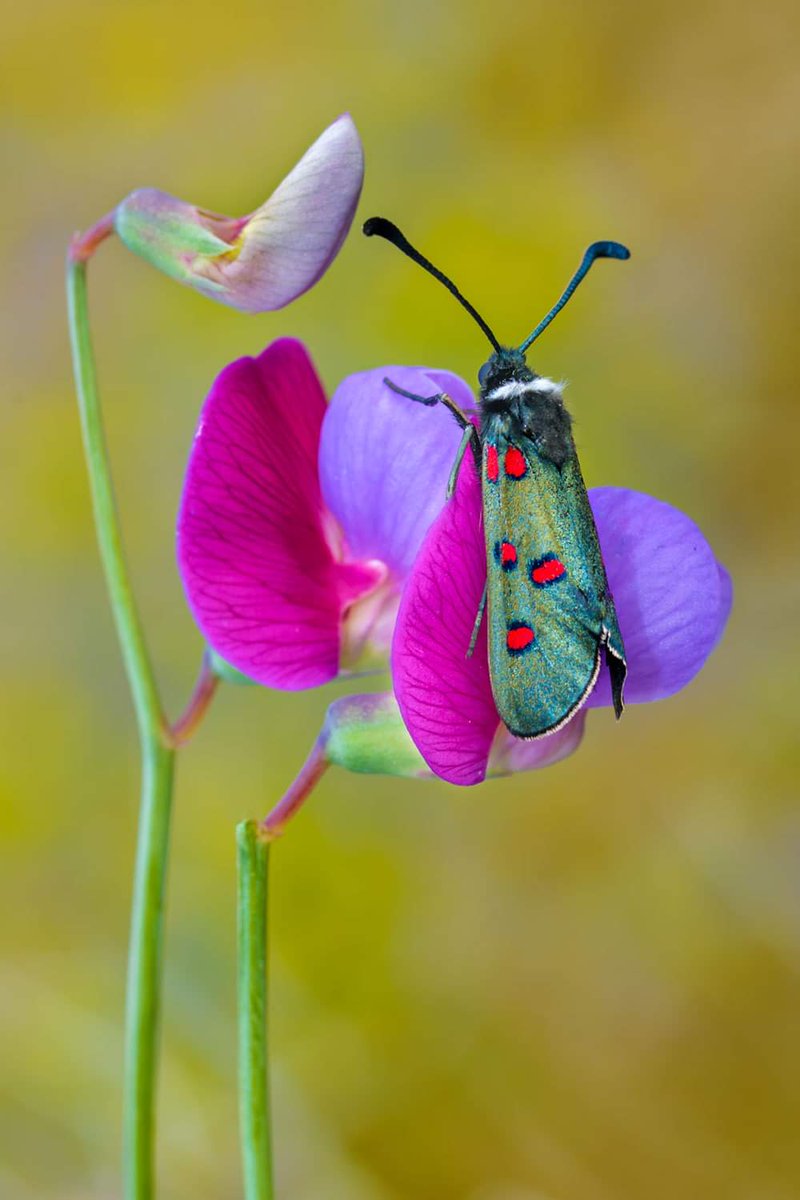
left=518, top=241, right=630, bottom=352
left=363, top=217, right=501, bottom=352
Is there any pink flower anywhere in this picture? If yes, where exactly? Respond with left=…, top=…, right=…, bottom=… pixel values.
left=178, top=340, right=730, bottom=782
left=177, top=338, right=464, bottom=687
left=392, top=450, right=731, bottom=784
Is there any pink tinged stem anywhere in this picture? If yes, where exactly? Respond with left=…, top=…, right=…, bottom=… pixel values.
left=166, top=651, right=220, bottom=747
left=69, top=211, right=116, bottom=265
left=260, top=737, right=329, bottom=841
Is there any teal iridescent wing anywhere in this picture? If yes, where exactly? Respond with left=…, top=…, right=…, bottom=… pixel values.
left=482, top=430, right=625, bottom=738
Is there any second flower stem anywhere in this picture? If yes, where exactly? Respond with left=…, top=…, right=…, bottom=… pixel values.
left=237, top=821, right=274, bottom=1200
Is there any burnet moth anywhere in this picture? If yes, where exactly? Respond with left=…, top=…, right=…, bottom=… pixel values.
left=363, top=217, right=629, bottom=739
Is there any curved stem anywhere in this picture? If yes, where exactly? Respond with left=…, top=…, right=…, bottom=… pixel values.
left=260, top=737, right=329, bottom=841
left=70, top=211, right=115, bottom=265
left=67, top=251, right=165, bottom=745
left=67, top=239, right=177, bottom=1200
left=237, top=821, right=274, bottom=1200
left=167, top=651, right=220, bottom=747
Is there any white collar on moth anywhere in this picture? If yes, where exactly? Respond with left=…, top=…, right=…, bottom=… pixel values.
left=485, top=376, right=565, bottom=401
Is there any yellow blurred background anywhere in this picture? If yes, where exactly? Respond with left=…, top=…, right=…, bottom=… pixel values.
left=3, top=1, right=800, bottom=1197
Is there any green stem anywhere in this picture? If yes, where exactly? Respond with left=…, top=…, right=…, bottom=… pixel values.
left=67, top=240, right=164, bottom=746
left=237, top=821, right=274, bottom=1200
left=67, top=240, right=175, bottom=1200
left=124, top=739, right=175, bottom=1200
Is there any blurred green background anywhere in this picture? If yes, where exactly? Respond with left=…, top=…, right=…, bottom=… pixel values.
left=3, top=1, right=800, bottom=1197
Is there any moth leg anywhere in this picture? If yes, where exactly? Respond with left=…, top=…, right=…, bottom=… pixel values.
left=466, top=583, right=488, bottom=659
left=437, top=396, right=483, bottom=477
left=447, top=424, right=479, bottom=498
left=439, top=393, right=475, bottom=429
left=383, top=378, right=482, bottom=486
left=384, top=379, right=477, bottom=428
left=383, top=377, right=442, bottom=407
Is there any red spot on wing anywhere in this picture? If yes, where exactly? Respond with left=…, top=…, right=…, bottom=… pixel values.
left=504, top=446, right=527, bottom=478
left=500, top=541, right=517, bottom=566
left=506, top=625, right=535, bottom=652
left=486, top=444, right=499, bottom=482
left=531, top=557, right=566, bottom=585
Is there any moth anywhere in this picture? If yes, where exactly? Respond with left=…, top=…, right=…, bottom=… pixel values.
left=364, top=217, right=628, bottom=738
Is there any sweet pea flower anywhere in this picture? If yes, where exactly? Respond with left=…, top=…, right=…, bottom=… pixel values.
left=114, top=114, right=363, bottom=311
left=178, top=337, right=462, bottom=685
left=177, top=338, right=588, bottom=777
left=393, top=439, right=732, bottom=785
left=177, top=340, right=730, bottom=784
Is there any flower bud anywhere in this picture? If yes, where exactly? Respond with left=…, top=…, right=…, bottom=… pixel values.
left=323, top=694, right=429, bottom=778
left=114, top=114, right=363, bottom=311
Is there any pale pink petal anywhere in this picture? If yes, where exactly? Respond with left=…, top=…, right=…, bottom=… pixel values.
left=212, top=113, right=364, bottom=310
left=487, top=710, right=587, bottom=777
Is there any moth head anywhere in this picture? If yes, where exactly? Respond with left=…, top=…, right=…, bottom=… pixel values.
left=477, top=347, right=533, bottom=395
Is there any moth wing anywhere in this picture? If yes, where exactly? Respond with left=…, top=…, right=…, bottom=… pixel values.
left=484, top=436, right=623, bottom=738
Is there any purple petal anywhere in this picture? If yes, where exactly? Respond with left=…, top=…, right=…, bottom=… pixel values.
left=391, top=450, right=499, bottom=786
left=586, top=487, right=732, bottom=707
left=215, top=113, right=365, bottom=311
left=320, top=366, right=472, bottom=577
left=178, top=338, right=380, bottom=690
left=487, top=710, right=587, bottom=777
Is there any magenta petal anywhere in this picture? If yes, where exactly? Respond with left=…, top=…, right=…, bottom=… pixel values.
left=391, top=452, right=499, bottom=786
left=587, top=487, right=732, bottom=707
left=319, top=366, right=471, bottom=578
left=178, top=338, right=368, bottom=689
